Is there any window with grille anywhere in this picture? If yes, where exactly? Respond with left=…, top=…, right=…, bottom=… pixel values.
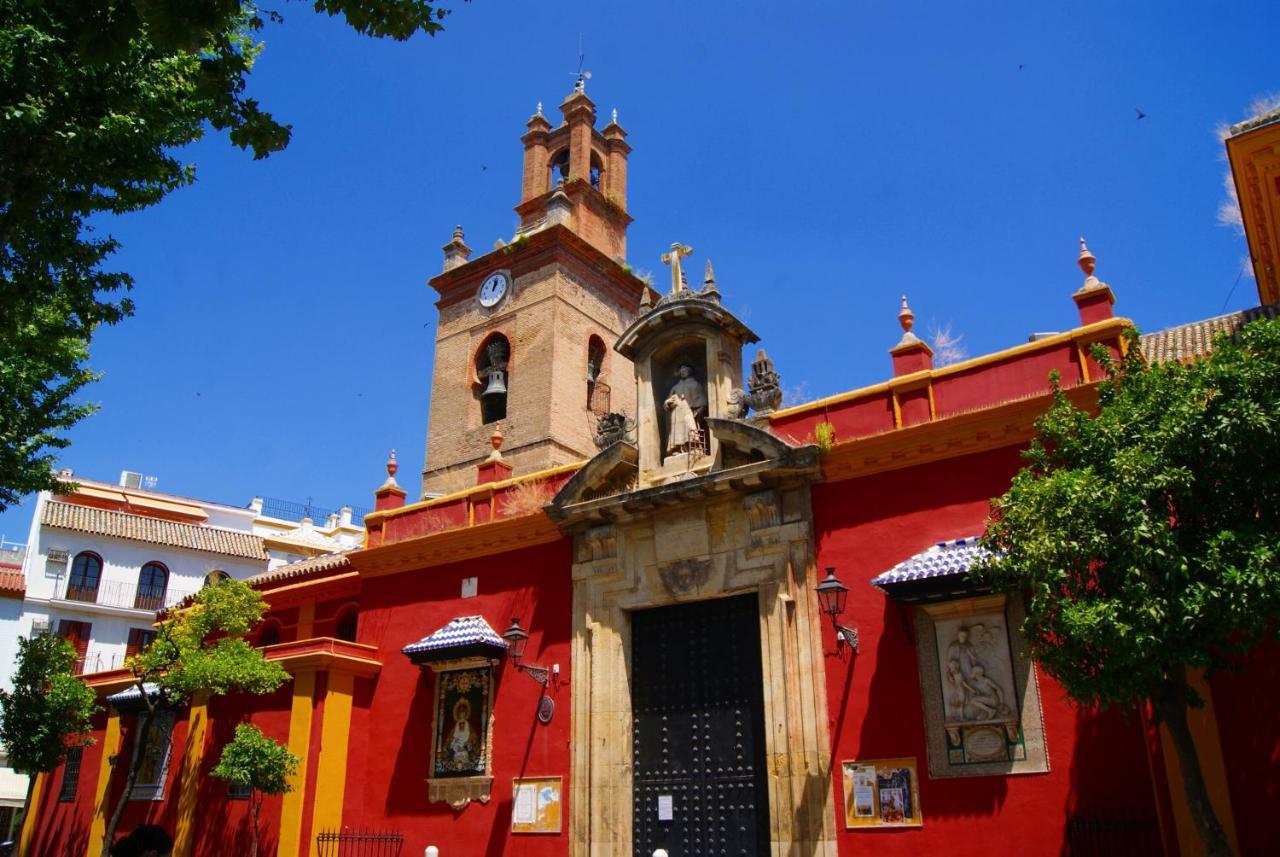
left=126, top=628, right=156, bottom=659
left=59, top=747, right=83, bottom=801
left=131, top=710, right=175, bottom=801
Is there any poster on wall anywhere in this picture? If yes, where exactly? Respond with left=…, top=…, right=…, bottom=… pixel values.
left=432, top=667, right=493, bottom=778
left=841, top=757, right=923, bottom=829
left=511, top=777, right=563, bottom=834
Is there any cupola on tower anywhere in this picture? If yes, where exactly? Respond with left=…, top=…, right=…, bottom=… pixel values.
left=421, top=80, right=647, bottom=496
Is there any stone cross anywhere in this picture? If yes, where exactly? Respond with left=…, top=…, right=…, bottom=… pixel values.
left=660, top=243, right=693, bottom=295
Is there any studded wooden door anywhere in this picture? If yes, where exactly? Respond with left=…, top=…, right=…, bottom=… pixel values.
left=631, top=594, right=770, bottom=856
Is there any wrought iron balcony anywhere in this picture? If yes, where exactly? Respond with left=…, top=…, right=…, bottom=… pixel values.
left=55, top=576, right=193, bottom=613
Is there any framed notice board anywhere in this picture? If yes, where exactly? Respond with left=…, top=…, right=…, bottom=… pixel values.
left=511, top=776, right=562, bottom=834
left=841, top=757, right=923, bottom=829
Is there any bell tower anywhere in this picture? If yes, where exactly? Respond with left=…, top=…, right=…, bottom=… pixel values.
left=420, top=83, right=646, bottom=497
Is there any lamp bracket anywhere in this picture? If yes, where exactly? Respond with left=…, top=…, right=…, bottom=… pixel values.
left=836, top=625, right=859, bottom=653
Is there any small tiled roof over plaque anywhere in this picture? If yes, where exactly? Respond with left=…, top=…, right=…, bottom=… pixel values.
left=402, top=616, right=508, bottom=666
left=871, top=537, right=991, bottom=603
left=1140, top=304, right=1279, bottom=364
left=105, top=682, right=161, bottom=711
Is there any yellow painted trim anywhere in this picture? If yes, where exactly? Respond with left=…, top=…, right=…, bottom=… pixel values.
left=17, top=772, right=43, bottom=857
left=1159, top=668, right=1240, bottom=857
left=363, top=462, right=580, bottom=524
left=86, top=714, right=123, bottom=856
left=307, top=670, right=354, bottom=857
left=278, top=670, right=316, bottom=857
left=1076, top=342, right=1092, bottom=383
left=260, top=571, right=360, bottom=600
left=770, top=317, right=1132, bottom=420
left=171, top=699, right=209, bottom=857
left=297, top=602, right=316, bottom=639
left=890, top=391, right=902, bottom=429
left=927, top=383, right=937, bottom=420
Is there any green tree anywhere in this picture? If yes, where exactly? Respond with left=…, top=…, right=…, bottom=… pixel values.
left=0, top=0, right=453, bottom=510
left=211, top=723, right=299, bottom=857
left=104, top=578, right=287, bottom=855
left=979, top=320, right=1280, bottom=857
left=0, top=634, right=98, bottom=839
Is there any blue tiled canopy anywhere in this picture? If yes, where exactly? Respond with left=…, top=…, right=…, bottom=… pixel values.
left=402, top=616, right=509, bottom=665
left=870, top=536, right=992, bottom=602
left=105, top=682, right=162, bottom=712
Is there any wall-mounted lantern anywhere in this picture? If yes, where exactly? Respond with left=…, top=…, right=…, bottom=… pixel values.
left=502, top=617, right=557, bottom=723
left=815, top=567, right=859, bottom=652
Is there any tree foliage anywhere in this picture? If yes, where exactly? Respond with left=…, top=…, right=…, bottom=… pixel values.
left=212, top=723, right=299, bottom=857
left=0, top=0, right=453, bottom=510
left=103, top=577, right=287, bottom=854
left=978, top=319, right=1280, bottom=857
left=0, top=634, right=97, bottom=776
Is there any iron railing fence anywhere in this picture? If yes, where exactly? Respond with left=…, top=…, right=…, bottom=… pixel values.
left=258, top=497, right=369, bottom=527
left=55, top=575, right=194, bottom=612
left=315, top=830, right=404, bottom=857
left=1065, top=816, right=1164, bottom=856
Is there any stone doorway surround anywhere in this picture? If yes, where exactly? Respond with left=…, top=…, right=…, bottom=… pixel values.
left=549, top=429, right=837, bottom=856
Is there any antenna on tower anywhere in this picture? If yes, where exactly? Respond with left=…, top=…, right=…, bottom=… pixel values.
left=570, top=34, right=592, bottom=93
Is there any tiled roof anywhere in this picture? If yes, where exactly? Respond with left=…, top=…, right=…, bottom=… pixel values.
left=105, top=682, right=159, bottom=704
left=870, top=537, right=988, bottom=589
left=42, top=501, right=267, bottom=561
left=247, top=551, right=352, bottom=587
left=0, top=570, right=24, bottom=598
left=1140, top=304, right=1279, bottom=364
left=402, top=616, right=508, bottom=656
left=1229, top=106, right=1280, bottom=136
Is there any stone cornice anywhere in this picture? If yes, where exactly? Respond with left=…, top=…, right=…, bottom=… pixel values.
left=262, top=637, right=382, bottom=678
left=350, top=513, right=564, bottom=579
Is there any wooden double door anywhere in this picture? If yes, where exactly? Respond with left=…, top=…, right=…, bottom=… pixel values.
left=631, top=594, right=770, bottom=856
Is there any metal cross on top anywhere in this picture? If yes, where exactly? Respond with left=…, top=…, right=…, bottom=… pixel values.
left=661, top=243, right=693, bottom=295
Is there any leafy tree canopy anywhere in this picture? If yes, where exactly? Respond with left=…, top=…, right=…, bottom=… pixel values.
left=0, top=634, right=97, bottom=776
left=978, top=319, right=1280, bottom=857
left=0, top=0, right=453, bottom=510
left=211, top=722, right=298, bottom=796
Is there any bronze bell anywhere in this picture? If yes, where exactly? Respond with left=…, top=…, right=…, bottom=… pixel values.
left=482, top=369, right=507, bottom=398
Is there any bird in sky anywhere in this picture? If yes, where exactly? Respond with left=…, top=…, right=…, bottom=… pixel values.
left=1135, top=108, right=1148, bottom=120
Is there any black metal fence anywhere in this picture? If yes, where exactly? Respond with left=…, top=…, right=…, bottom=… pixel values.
left=259, top=497, right=369, bottom=527
left=315, top=830, right=404, bottom=857
left=1065, top=816, right=1164, bottom=856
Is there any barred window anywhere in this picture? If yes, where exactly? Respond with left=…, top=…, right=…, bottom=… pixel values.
left=59, top=747, right=83, bottom=801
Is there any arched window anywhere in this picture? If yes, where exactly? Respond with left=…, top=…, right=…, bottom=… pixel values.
left=134, top=562, right=169, bottom=611
left=257, top=619, right=282, bottom=648
left=587, top=335, right=607, bottom=408
left=549, top=149, right=570, bottom=188
left=589, top=152, right=604, bottom=190
left=335, top=605, right=359, bottom=643
left=67, top=552, right=102, bottom=603
left=476, top=333, right=510, bottom=425
left=203, top=570, right=230, bottom=588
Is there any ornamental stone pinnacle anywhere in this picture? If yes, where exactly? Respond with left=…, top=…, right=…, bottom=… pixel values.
left=897, top=295, right=922, bottom=345
left=702, top=259, right=721, bottom=302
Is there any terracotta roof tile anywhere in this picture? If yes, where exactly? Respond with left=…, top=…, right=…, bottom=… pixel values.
left=1140, top=304, right=1279, bottom=364
left=248, top=551, right=352, bottom=587
left=42, top=501, right=266, bottom=561
left=0, top=570, right=24, bottom=598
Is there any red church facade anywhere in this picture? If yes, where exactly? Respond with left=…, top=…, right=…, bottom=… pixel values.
left=20, top=88, right=1280, bottom=857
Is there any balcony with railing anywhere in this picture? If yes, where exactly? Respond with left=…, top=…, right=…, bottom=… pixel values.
left=54, top=575, right=194, bottom=613
left=0, top=539, right=26, bottom=568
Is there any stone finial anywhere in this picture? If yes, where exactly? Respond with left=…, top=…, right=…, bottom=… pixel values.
left=375, top=448, right=406, bottom=510
left=385, top=450, right=399, bottom=483
left=452, top=225, right=465, bottom=244
left=639, top=285, right=653, bottom=310
left=611, top=108, right=618, bottom=124
left=890, top=295, right=932, bottom=376
left=536, top=101, right=543, bottom=117
left=701, top=259, right=721, bottom=302
left=442, top=225, right=472, bottom=272
left=1077, top=237, right=1096, bottom=278
left=486, top=424, right=505, bottom=463
left=897, top=295, right=917, bottom=339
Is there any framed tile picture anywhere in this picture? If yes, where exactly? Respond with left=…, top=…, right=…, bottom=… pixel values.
left=511, top=776, right=563, bottom=834
left=841, top=757, right=923, bottom=829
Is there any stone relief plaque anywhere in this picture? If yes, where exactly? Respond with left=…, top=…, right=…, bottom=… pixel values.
left=932, top=615, right=1018, bottom=728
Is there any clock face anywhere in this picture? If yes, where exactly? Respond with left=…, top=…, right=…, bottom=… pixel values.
left=478, top=272, right=509, bottom=308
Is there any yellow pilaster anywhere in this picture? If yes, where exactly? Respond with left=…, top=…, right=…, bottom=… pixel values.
left=307, top=670, right=354, bottom=857
left=278, top=670, right=316, bottom=857
left=171, top=699, right=209, bottom=857
left=296, top=603, right=316, bottom=638
left=86, top=713, right=123, bottom=856
left=17, top=772, right=44, bottom=857
left=1159, top=668, right=1240, bottom=856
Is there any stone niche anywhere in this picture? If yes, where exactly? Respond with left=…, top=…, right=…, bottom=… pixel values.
left=548, top=273, right=835, bottom=855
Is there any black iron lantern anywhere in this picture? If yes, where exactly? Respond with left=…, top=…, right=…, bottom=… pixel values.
left=814, top=567, right=858, bottom=653
left=502, top=617, right=530, bottom=664
left=815, top=568, right=848, bottom=619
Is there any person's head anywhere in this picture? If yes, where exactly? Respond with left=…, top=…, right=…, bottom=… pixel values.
left=454, top=698, right=471, bottom=722
left=956, top=627, right=969, bottom=642
left=676, top=364, right=693, bottom=379
left=972, top=665, right=985, bottom=678
left=111, top=825, right=173, bottom=857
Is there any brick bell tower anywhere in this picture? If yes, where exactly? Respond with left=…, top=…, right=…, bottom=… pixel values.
left=420, top=79, right=646, bottom=497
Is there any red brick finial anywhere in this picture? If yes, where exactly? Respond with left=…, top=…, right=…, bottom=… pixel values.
left=374, top=449, right=406, bottom=511
left=477, top=425, right=513, bottom=485
left=1072, top=236, right=1116, bottom=325
left=488, top=425, right=505, bottom=461
left=890, top=294, right=933, bottom=376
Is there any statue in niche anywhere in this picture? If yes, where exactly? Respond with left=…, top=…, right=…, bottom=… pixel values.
left=936, top=621, right=1015, bottom=724
left=664, top=363, right=706, bottom=454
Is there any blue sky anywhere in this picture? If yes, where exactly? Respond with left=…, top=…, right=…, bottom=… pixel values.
left=2, top=0, right=1277, bottom=539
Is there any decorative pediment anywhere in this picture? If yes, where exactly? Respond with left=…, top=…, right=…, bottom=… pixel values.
left=704, top=418, right=815, bottom=469
left=546, top=442, right=639, bottom=515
